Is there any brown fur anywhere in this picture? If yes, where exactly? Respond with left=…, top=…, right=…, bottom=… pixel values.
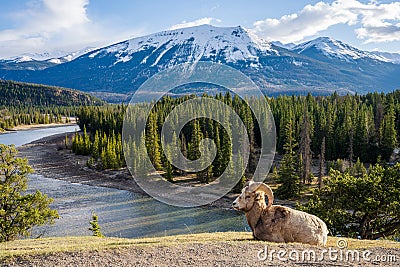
left=233, top=184, right=328, bottom=246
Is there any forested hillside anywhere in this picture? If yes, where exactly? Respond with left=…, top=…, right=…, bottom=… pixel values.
left=0, top=80, right=103, bottom=107
left=0, top=80, right=104, bottom=130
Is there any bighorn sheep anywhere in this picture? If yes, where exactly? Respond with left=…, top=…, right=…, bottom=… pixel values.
left=232, top=181, right=328, bottom=246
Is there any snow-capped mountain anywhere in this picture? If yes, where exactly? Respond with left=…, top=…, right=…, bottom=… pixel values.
left=291, top=37, right=389, bottom=63
left=47, top=47, right=96, bottom=64
left=272, top=41, right=296, bottom=50
left=1, top=47, right=95, bottom=70
left=7, top=47, right=95, bottom=63
left=371, top=51, right=400, bottom=64
left=0, top=25, right=400, bottom=100
left=88, top=25, right=278, bottom=67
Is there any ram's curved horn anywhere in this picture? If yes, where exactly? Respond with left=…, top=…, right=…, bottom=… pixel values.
left=243, top=180, right=252, bottom=188
left=247, top=182, right=274, bottom=207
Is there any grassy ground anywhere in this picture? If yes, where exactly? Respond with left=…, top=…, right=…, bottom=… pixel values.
left=1, top=232, right=399, bottom=261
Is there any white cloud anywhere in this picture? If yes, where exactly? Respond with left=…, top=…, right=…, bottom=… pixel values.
left=0, top=0, right=103, bottom=58
left=169, top=17, right=222, bottom=30
left=251, top=0, right=400, bottom=44
left=355, top=1, right=400, bottom=43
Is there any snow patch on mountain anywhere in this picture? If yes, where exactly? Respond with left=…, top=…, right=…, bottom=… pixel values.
left=60, top=47, right=95, bottom=62
left=13, top=56, right=34, bottom=63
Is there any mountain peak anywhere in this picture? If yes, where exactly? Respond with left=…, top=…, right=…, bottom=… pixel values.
left=292, top=36, right=387, bottom=62
left=4, top=47, right=95, bottom=64
left=88, top=25, right=277, bottom=66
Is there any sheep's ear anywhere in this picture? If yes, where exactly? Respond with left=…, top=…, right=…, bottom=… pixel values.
left=255, top=192, right=262, bottom=201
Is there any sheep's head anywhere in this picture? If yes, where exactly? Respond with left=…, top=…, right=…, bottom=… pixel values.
left=232, top=181, right=274, bottom=212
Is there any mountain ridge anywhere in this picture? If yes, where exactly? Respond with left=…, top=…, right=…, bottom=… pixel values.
left=0, top=25, right=399, bottom=100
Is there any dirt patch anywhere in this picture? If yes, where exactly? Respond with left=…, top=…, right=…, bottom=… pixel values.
left=4, top=242, right=400, bottom=267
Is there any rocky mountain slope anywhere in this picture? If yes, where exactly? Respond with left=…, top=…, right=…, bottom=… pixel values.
left=1, top=25, right=399, bottom=100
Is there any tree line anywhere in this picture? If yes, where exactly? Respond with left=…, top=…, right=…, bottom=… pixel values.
left=0, top=106, right=77, bottom=130
left=0, top=80, right=104, bottom=130
left=73, top=94, right=257, bottom=188
left=271, top=91, right=399, bottom=163
left=72, top=90, right=399, bottom=183
left=0, top=80, right=103, bottom=107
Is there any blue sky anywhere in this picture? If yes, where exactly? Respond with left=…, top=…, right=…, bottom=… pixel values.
left=0, top=0, right=399, bottom=58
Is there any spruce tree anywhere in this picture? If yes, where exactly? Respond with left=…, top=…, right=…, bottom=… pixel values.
left=299, top=106, right=312, bottom=184
left=145, top=112, right=162, bottom=170
left=0, top=145, right=59, bottom=242
left=92, top=130, right=100, bottom=160
left=196, top=141, right=213, bottom=183
left=349, top=157, right=367, bottom=177
left=164, top=144, right=174, bottom=182
left=379, top=100, right=398, bottom=160
left=348, top=129, right=354, bottom=167
left=318, top=137, right=326, bottom=189
left=82, top=125, right=91, bottom=155
left=65, top=134, right=69, bottom=149
left=276, top=118, right=301, bottom=199
left=89, top=212, right=104, bottom=237
left=188, top=119, right=202, bottom=161
left=212, top=125, right=223, bottom=176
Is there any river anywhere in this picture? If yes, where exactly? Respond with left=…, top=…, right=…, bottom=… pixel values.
left=0, top=125, right=79, bottom=147
left=0, top=125, right=247, bottom=238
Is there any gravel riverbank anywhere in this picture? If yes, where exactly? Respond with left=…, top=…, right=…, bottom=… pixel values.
left=17, top=131, right=236, bottom=209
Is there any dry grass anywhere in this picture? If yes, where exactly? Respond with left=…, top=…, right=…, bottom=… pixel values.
left=0, top=232, right=251, bottom=260
left=1, top=232, right=399, bottom=260
left=327, top=236, right=400, bottom=249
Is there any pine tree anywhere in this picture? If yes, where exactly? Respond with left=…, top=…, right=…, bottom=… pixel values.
left=299, top=105, right=312, bottom=184
left=318, top=137, right=326, bottom=189
left=0, top=145, right=59, bottom=241
left=82, top=125, right=91, bottom=155
left=145, top=112, right=162, bottom=170
left=188, top=119, right=202, bottom=162
left=89, top=212, right=104, bottom=237
left=349, top=157, right=367, bottom=177
left=196, top=141, right=213, bottom=183
left=71, top=131, right=78, bottom=153
left=92, top=130, right=100, bottom=160
left=164, top=144, right=174, bottom=182
left=136, top=131, right=151, bottom=177
left=379, top=100, right=398, bottom=160
left=276, top=118, right=301, bottom=199
left=100, top=148, right=108, bottom=169
left=213, top=125, right=226, bottom=177
left=348, top=129, right=354, bottom=167
left=65, top=134, right=69, bottom=149
left=233, top=150, right=246, bottom=193
left=220, top=117, right=233, bottom=178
